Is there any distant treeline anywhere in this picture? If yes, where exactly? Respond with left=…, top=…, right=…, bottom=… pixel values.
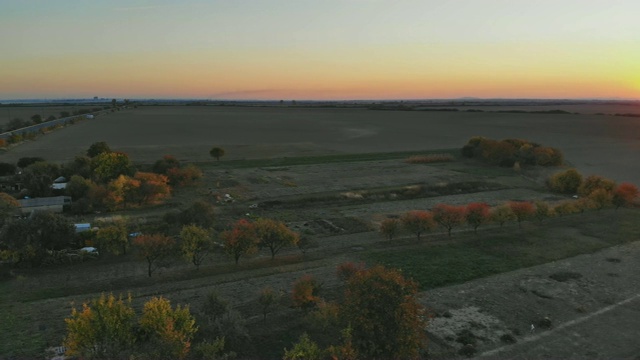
left=368, top=105, right=574, bottom=115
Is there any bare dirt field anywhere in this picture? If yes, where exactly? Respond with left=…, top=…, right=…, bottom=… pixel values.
left=2, top=106, right=640, bottom=186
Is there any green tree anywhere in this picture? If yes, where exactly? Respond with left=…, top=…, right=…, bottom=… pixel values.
left=1, top=211, right=75, bottom=266
left=65, top=175, right=93, bottom=200
left=64, top=293, right=136, bottom=360
left=96, top=219, right=129, bottom=255
left=64, top=155, right=93, bottom=179
left=209, top=147, right=225, bottom=161
left=139, top=297, right=197, bottom=360
left=283, top=333, right=323, bottom=360
left=133, top=234, right=175, bottom=277
left=91, top=151, right=135, bottom=183
left=222, top=219, right=259, bottom=264
left=179, top=200, right=216, bottom=228
left=20, top=161, right=60, bottom=197
left=255, top=218, right=299, bottom=259
left=87, top=141, right=112, bottom=158
left=548, top=168, right=583, bottom=194
left=17, top=156, right=45, bottom=169
left=180, top=224, right=214, bottom=269
left=341, top=265, right=427, bottom=358
left=490, top=204, right=515, bottom=226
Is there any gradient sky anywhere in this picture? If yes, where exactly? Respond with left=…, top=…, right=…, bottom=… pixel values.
left=2, top=0, right=639, bottom=100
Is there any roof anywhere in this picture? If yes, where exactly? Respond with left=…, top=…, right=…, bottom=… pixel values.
left=18, top=196, right=72, bottom=208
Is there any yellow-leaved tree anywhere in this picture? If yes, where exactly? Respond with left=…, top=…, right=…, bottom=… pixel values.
left=139, top=297, right=198, bottom=360
left=64, top=293, right=136, bottom=359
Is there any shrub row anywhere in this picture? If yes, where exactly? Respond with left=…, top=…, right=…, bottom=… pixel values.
left=461, top=136, right=563, bottom=167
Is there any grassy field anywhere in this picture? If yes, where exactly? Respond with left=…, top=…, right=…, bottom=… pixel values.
left=366, top=209, right=640, bottom=290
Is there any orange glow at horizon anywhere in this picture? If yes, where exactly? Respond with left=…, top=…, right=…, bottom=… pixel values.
left=2, top=41, right=639, bottom=100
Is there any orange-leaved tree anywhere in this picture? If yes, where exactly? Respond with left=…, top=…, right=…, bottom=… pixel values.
left=508, top=201, right=535, bottom=228
left=134, top=172, right=171, bottom=205
left=612, top=182, right=639, bottom=209
left=221, top=219, right=259, bottom=264
left=401, top=210, right=435, bottom=241
left=133, top=234, right=175, bottom=277
left=254, top=218, right=299, bottom=259
left=432, top=204, right=467, bottom=237
left=341, top=265, right=427, bottom=359
left=291, top=274, right=322, bottom=311
left=465, top=202, right=490, bottom=234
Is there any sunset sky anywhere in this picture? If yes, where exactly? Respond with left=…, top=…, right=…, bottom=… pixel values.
left=2, top=0, right=639, bottom=100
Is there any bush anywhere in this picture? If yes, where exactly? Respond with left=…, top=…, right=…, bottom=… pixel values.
left=548, top=169, right=583, bottom=194
left=578, top=175, right=616, bottom=197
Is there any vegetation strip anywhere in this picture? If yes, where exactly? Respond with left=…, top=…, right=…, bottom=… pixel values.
left=367, top=209, right=640, bottom=290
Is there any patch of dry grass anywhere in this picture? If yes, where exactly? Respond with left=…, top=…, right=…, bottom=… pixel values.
left=405, top=153, right=455, bottom=164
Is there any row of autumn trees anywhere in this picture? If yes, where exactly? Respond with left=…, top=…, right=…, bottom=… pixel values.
left=133, top=217, right=299, bottom=277
left=64, top=262, right=427, bottom=360
left=380, top=184, right=639, bottom=241
left=547, top=168, right=639, bottom=209
left=9, top=142, right=201, bottom=213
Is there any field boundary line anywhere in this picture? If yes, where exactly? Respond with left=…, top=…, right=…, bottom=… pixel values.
left=475, top=292, right=640, bottom=358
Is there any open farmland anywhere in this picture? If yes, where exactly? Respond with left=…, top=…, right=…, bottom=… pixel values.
left=2, top=105, right=640, bottom=186
left=1, top=105, right=640, bottom=359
